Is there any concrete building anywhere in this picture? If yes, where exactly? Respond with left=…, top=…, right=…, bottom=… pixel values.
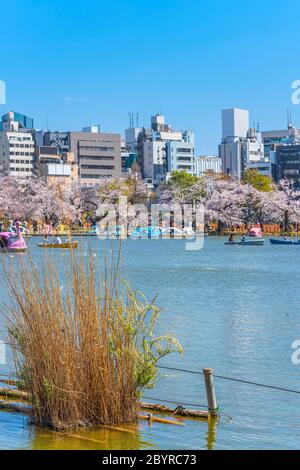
left=35, top=146, right=78, bottom=185
left=195, top=156, right=222, bottom=176
left=219, top=108, right=269, bottom=179
left=39, top=129, right=122, bottom=185
left=133, top=115, right=195, bottom=185
left=0, top=116, right=35, bottom=178
left=82, top=125, right=100, bottom=134
left=43, top=131, right=70, bottom=154
left=1, top=111, right=34, bottom=131
left=276, top=144, right=300, bottom=185
left=166, top=136, right=195, bottom=175
left=219, top=108, right=250, bottom=179
left=222, top=108, right=249, bottom=141
left=260, top=126, right=300, bottom=181
left=143, top=140, right=166, bottom=183
left=125, top=127, right=142, bottom=154
left=121, top=140, right=138, bottom=175
left=261, top=129, right=290, bottom=161
left=69, top=131, right=122, bottom=185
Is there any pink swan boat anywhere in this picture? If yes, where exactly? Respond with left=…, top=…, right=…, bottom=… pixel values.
left=0, top=222, right=27, bottom=253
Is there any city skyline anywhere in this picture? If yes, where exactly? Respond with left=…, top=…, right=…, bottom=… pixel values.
left=2, top=0, right=300, bottom=155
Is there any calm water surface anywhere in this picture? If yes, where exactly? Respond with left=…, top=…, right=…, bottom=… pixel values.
left=0, top=236, right=300, bottom=450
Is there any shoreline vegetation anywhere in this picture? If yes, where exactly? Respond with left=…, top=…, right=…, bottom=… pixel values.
left=1, top=170, right=300, bottom=238
left=1, top=247, right=182, bottom=431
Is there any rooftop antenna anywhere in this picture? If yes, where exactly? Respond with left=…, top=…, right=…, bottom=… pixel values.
left=287, top=109, right=292, bottom=128
left=128, top=112, right=134, bottom=128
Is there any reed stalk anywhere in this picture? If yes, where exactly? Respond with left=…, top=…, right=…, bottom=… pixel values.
left=2, top=246, right=182, bottom=430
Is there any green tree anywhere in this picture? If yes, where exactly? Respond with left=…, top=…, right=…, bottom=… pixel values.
left=167, top=170, right=198, bottom=190
left=243, top=169, right=273, bottom=192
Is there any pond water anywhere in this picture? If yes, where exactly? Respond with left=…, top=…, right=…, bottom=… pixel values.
left=0, top=236, right=300, bottom=450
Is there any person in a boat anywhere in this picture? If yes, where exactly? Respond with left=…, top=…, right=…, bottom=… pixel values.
left=229, top=234, right=234, bottom=243
left=54, top=236, right=62, bottom=244
left=241, top=236, right=246, bottom=242
left=43, top=234, right=49, bottom=244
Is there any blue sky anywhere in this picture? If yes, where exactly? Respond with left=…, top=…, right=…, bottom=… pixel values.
left=1, top=0, right=300, bottom=154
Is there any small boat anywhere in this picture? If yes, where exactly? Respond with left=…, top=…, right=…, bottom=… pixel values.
left=161, top=227, right=193, bottom=238
left=130, top=226, right=162, bottom=238
left=270, top=238, right=300, bottom=245
left=0, top=232, right=27, bottom=253
left=225, top=238, right=264, bottom=246
left=248, top=227, right=263, bottom=238
left=38, top=241, right=79, bottom=249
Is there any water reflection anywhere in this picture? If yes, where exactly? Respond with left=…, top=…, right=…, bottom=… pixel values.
left=206, top=416, right=218, bottom=450
left=31, top=422, right=151, bottom=450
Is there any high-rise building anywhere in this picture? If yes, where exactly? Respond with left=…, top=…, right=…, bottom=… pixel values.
left=222, top=108, right=249, bottom=141
left=0, top=114, right=35, bottom=178
left=219, top=108, right=269, bottom=179
left=130, top=115, right=195, bottom=184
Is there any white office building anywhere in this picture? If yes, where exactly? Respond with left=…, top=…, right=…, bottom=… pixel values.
left=0, top=119, right=35, bottom=178
left=166, top=133, right=195, bottom=175
left=137, top=115, right=195, bottom=185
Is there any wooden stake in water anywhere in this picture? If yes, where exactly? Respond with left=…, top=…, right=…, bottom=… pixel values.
left=203, top=368, right=218, bottom=416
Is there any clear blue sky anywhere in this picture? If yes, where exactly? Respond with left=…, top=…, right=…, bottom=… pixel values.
left=1, top=0, right=300, bottom=154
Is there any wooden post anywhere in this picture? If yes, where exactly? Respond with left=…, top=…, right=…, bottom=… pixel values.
left=203, top=368, right=218, bottom=416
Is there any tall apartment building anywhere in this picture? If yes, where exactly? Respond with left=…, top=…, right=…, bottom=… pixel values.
left=127, top=115, right=195, bottom=185
left=0, top=113, right=35, bottom=177
left=219, top=108, right=268, bottom=179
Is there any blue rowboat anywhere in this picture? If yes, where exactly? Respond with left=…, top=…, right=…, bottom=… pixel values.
left=270, top=238, right=300, bottom=245
left=225, top=238, right=264, bottom=246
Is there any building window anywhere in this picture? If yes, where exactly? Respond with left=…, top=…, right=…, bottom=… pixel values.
left=81, top=164, right=115, bottom=170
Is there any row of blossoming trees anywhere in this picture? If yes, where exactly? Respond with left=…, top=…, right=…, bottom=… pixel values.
left=0, top=175, right=150, bottom=228
left=160, top=170, right=300, bottom=232
left=0, top=171, right=300, bottom=232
